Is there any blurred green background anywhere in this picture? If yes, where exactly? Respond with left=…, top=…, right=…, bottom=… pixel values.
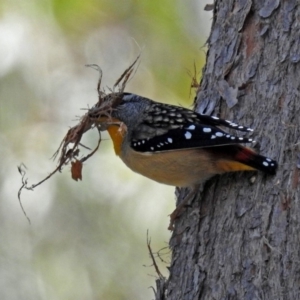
left=0, top=1, right=211, bottom=299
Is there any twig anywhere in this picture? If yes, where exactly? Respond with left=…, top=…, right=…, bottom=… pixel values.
left=147, top=230, right=164, bottom=279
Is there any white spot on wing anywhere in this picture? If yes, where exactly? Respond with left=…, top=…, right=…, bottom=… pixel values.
left=203, top=128, right=211, bottom=133
left=263, top=161, right=269, bottom=167
left=185, top=131, right=192, bottom=139
left=168, top=138, right=173, bottom=143
left=215, top=132, right=223, bottom=137
left=211, top=135, right=216, bottom=139
left=187, top=124, right=196, bottom=130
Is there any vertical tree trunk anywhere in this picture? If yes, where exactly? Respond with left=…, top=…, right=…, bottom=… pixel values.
left=156, top=1, right=300, bottom=299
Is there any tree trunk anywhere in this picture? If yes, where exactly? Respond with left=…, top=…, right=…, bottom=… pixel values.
left=156, top=1, right=300, bottom=299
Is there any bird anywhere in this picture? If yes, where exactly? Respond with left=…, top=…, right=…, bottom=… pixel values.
left=90, top=92, right=277, bottom=228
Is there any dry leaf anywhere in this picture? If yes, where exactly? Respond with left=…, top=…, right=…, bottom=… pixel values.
left=71, top=160, right=83, bottom=181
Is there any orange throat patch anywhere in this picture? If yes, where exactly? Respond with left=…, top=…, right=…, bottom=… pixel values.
left=106, top=124, right=127, bottom=156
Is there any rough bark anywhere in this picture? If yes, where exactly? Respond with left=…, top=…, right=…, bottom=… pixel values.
left=156, top=1, right=300, bottom=299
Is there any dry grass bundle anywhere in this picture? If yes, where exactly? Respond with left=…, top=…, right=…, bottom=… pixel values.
left=18, top=56, right=140, bottom=221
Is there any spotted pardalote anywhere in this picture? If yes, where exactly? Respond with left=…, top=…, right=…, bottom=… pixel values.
left=91, top=93, right=277, bottom=188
